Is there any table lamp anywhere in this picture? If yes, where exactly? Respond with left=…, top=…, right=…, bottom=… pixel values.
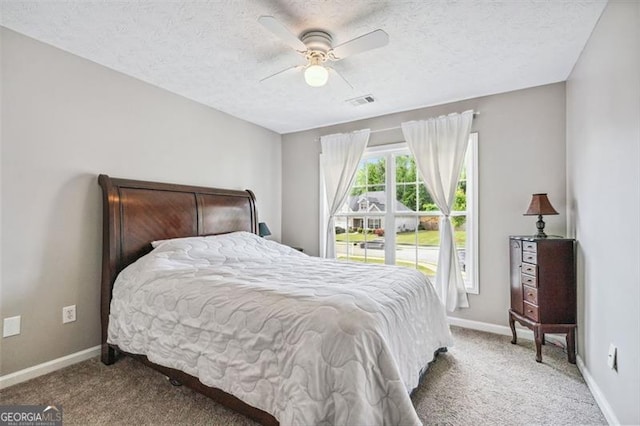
left=258, top=222, right=271, bottom=238
left=524, top=193, right=558, bottom=238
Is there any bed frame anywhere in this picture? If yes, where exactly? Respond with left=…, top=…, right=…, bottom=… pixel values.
left=98, top=174, right=278, bottom=425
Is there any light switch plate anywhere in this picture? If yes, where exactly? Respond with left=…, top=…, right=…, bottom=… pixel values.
left=3, top=316, right=21, bottom=337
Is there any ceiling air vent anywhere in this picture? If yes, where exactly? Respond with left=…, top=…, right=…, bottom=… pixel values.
left=346, top=95, right=376, bottom=106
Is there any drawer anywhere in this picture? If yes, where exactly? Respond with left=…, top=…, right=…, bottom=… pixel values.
left=521, top=272, right=537, bottom=288
left=523, top=301, right=539, bottom=322
left=522, top=262, right=537, bottom=277
left=523, top=241, right=537, bottom=253
left=522, top=251, right=537, bottom=264
left=523, top=285, right=538, bottom=305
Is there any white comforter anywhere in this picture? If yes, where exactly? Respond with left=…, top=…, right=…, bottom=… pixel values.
left=108, top=232, right=452, bottom=425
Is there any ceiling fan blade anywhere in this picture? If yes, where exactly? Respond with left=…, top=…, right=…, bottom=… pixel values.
left=331, top=29, right=389, bottom=60
left=258, top=16, right=307, bottom=52
left=328, top=67, right=354, bottom=90
left=260, top=65, right=302, bottom=83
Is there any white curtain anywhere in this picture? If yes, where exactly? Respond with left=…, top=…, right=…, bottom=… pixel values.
left=401, top=110, right=474, bottom=311
left=319, top=129, right=370, bottom=258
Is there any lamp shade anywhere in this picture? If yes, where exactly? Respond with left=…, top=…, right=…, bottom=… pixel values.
left=258, top=222, right=271, bottom=237
left=524, top=193, right=559, bottom=216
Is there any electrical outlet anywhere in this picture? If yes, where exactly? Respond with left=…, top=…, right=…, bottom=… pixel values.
left=3, top=316, right=21, bottom=337
left=607, top=344, right=617, bottom=371
left=62, top=305, right=76, bottom=324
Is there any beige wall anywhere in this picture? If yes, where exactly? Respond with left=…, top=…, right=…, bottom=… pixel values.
left=282, top=82, right=567, bottom=326
left=566, top=1, right=640, bottom=424
left=0, top=28, right=282, bottom=375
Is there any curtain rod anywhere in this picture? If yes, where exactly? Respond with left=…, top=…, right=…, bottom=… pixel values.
left=371, top=111, right=480, bottom=134
left=316, top=111, right=480, bottom=140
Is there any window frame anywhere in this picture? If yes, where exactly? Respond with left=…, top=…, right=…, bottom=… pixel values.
left=321, top=133, right=479, bottom=294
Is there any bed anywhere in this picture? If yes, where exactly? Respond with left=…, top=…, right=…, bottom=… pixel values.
left=99, top=174, right=453, bottom=425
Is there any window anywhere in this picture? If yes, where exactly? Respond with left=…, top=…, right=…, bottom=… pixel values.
left=332, top=133, right=479, bottom=293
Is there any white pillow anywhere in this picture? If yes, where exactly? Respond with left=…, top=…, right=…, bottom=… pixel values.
left=150, top=231, right=257, bottom=249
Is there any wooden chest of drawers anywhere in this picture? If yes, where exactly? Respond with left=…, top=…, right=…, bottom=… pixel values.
left=508, top=236, right=577, bottom=363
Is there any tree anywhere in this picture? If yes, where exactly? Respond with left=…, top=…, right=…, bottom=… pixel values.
left=351, top=159, right=386, bottom=196
left=451, top=186, right=466, bottom=228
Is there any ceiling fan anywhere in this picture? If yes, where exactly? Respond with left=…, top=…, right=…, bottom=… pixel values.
left=258, top=16, right=389, bottom=88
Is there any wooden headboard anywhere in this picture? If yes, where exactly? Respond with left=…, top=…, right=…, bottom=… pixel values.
left=98, top=174, right=258, bottom=359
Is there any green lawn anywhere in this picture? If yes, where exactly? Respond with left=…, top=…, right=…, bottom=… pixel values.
left=337, top=255, right=436, bottom=276
left=336, top=230, right=466, bottom=246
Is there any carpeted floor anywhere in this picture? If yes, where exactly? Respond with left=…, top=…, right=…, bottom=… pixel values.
left=0, top=327, right=606, bottom=425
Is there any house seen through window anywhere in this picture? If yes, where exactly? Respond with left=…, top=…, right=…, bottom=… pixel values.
left=333, top=133, right=478, bottom=293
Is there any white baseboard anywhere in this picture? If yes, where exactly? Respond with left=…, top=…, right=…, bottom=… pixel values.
left=448, top=316, right=519, bottom=337
left=576, top=356, right=618, bottom=425
left=0, top=345, right=101, bottom=389
left=447, top=316, right=567, bottom=347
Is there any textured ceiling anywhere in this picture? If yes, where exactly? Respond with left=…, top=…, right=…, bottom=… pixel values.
left=0, top=1, right=607, bottom=134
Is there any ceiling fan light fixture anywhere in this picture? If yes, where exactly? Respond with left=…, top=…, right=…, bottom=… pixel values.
left=304, top=64, right=329, bottom=87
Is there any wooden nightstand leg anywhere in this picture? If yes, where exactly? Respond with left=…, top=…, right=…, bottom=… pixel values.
left=534, top=326, right=543, bottom=363
left=566, top=328, right=577, bottom=364
left=541, top=333, right=546, bottom=345
left=509, top=312, right=517, bottom=344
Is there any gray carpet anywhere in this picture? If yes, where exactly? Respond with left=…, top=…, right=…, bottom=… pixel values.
left=0, top=327, right=606, bottom=425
